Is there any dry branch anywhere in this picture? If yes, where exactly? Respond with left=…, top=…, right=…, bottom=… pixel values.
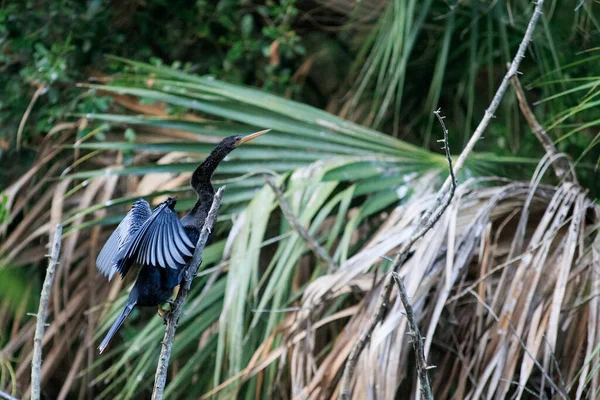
left=391, top=272, right=433, bottom=400
left=509, top=73, right=575, bottom=182
left=436, top=0, right=545, bottom=197
left=266, top=176, right=337, bottom=271
left=339, top=1, right=545, bottom=397
left=0, top=390, right=19, bottom=400
left=30, top=224, right=62, bottom=400
left=340, top=109, right=456, bottom=399
left=151, top=187, right=226, bottom=400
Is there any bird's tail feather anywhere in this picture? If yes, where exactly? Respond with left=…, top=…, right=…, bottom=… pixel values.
left=98, top=301, right=135, bottom=354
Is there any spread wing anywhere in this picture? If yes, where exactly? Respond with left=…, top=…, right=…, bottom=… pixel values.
left=96, top=199, right=152, bottom=280
left=115, top=200, right=195, bottom=279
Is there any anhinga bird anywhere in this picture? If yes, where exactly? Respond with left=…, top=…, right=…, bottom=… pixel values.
left=95, top=129, right=269, bottom=353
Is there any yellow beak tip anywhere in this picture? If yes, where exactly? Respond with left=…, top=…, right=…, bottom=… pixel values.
left=238, top=129, right=271, bottom=145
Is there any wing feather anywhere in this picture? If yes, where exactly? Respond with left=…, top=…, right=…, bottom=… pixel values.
left=96, top=228, right=121, bottom=278
left=161, top=225, right=176, bottom=269
left=95, top=199, right=152, bottom=280
left=148, top=221, right=157, bottom=267
left=155, top=218, right=166, bottom=269
left=112, top=199, right=195, bottom=277
left=173, top=222, right=194, bottom=256
left=167, top=222, right=186, bottom=265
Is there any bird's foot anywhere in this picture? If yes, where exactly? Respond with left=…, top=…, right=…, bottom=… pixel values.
left=157, top=285, right=181, bottom=323
left=158, top=306, right=168, bottom=319
left=158, top=308, right=171, bottom=325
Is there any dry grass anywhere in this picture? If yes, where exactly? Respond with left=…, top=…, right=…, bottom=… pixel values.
left=225, top=176, right=599, bottom=399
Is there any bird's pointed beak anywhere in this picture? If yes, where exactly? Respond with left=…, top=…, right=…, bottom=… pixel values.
left=238, top=129, right=270, bottom=145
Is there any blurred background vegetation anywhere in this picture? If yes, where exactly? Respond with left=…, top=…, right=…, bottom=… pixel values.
left=2, top=0, right=599, bottom=183
left=0, top=0, right=599, bottom=399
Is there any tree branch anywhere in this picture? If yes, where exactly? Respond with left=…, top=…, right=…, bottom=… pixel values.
left=391, top=272, right=434, bottom=400
left=0, top=389, right=19, bottom=400
left=436, top=0, right=545, bottom=197
left=339, top=1, right=545, bottom=397
left=339, top=109, right=456, bottom=399
left=339, top=2, right=545, bottom=397
left=266, top=177, right=337, bottom=271
left=509, top=72, right=576, bottom=183
left=151, top=187, right=226, bottom=400
left=31, top=224, right=62, bottom=400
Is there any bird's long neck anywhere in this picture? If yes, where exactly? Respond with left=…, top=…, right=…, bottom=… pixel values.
left=181, top=144, right=231, bottom=230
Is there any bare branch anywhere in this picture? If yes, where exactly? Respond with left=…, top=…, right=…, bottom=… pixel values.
left=437, top=0, right=545, bottom=197
left=339, top=1, right=545, bottom=396
left=509, top=72, right=576, bottom=183
left=391, top=272, right=434, bottom=400
left=340, top=109, right=456, bottom=399
left=151, top=187, right=226, bottom=400
left=266, top=177, right=337, bottom=271
left=31, top=224, right=62, bottom=400
left=0, top=389, right=19, bottom=400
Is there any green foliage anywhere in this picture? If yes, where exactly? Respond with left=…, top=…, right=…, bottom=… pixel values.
left=0, top=194, right=8, bottom=225
left=0, top=265, right=37, bottom=328
left=1, top=0, right=115, bottom=143
left=0, top=0, right=306, bottom=147
left=210, top=0, right=305, bottom=93
left=3, top=0, right=598, bottom=179
left=346, top=0, right=599, bottom=159
left=21, top=39, right=74, bottom=85
left=529, top=50, right=600, bottom=168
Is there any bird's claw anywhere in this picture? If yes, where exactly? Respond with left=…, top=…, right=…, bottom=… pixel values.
left=158, top=307, right=168, bottom=318
left=158, top=308, right=170, bottom=324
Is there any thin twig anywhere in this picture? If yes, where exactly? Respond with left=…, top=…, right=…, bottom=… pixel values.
left=0, top=390, right=19, bottom=400
left=509, top=72, right=576, bottom=183
left=16, top=84, right=46, bottom=150
left=266, top=177, right=337, bottom=271
left=391, top=272, right=434, bottom=400
left=436, top=0, right=545, bottom=198
left=151, top=187, right=226, bottom=400
left=30, top=224, right=62, bottom=400
left=340, top=109, right=456, bottom=399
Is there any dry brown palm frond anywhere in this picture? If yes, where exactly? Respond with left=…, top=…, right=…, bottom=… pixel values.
left=251, top=177, right=597, bottom=399
left=185, top=173, right=598, bottom=399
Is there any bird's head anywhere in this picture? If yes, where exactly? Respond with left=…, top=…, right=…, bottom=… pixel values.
left=208, top=129, right=270, bottom=159
left=228, top=129, right=270, bottom=149
left=191, top=129, right=270, bottom=194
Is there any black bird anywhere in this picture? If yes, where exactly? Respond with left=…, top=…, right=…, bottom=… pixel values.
left=96, top=129, right=269, bottom=353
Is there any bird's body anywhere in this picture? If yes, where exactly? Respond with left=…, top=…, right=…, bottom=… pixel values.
left=96, top=129, right=269, bottom=353
left=134, top=263, right=181, bottom=307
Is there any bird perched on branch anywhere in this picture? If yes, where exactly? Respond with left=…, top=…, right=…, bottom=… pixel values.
left=96, top=129, right=270, bottom=353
